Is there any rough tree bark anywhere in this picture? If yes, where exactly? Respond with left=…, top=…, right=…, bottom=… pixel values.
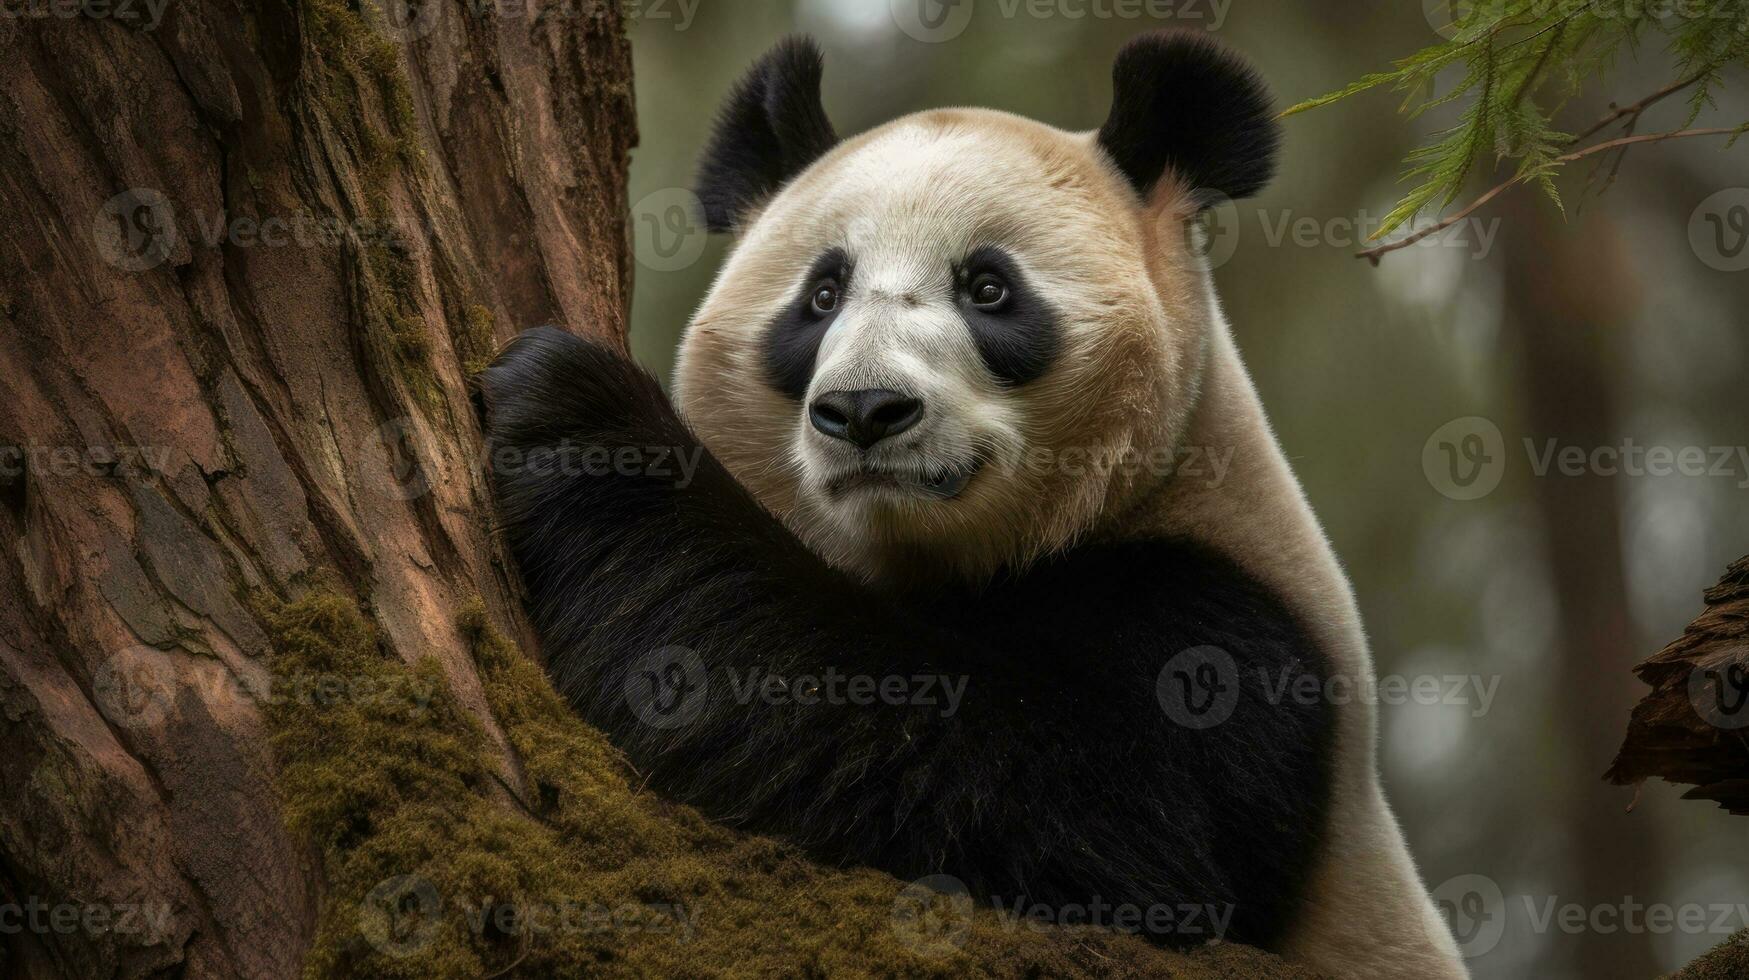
left=1610, top=556, right=1749, bottom=979
left=0, top=4, right=1313, bottom=978
left=0, top=1, right=632, bottom=974
left=1609, top=555, right=1749, bottom=813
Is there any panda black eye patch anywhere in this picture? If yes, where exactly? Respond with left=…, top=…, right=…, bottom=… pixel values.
left=763, top=248, right=852, bottom=400
left=955, top=246, right=1061, bottom=387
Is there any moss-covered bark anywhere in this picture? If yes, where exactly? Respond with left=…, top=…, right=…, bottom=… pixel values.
left=0, top=2, right=1326, bottom=977
left=262, top=592, right=1318, bottom=978
left=0, top=0, right=631, bottom=974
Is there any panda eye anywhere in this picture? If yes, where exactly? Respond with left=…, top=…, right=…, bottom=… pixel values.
left=969, top=274, right=1009, bottom=311
left=809, top=281, right=840, bottom=316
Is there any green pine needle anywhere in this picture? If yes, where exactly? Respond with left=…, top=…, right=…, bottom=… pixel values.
left=1290, top=0, right=1749, bottom=242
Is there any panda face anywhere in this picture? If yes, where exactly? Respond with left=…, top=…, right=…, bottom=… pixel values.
left=674, top=34, right=1277, bottom=583
left=677, top=109, right=1201, bottom=583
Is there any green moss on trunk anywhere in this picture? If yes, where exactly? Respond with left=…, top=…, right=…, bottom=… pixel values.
left=299, top=0, right=443, bottom=416
left=259, top=591, right=1319, bottom=978
left=457, top=305, right=497, bottom=380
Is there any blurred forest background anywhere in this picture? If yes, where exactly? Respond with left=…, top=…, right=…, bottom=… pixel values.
left=620, top=2, right=1748, bottom=977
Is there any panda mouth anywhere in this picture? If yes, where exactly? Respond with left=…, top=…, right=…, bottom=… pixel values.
left=828, top=456, right=986, bottom=501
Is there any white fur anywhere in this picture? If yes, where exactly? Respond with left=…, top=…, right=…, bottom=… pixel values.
left=674, top=107, right=1467, bottom=979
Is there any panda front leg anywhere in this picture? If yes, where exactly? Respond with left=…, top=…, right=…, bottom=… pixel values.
left=476, top=327, right=1334, bottom=951
left=476, top=326, right=1010, bottom=857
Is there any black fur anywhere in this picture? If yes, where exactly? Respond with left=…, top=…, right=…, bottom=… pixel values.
left=696, top=36, right=839, bottom=234
left=762, top=248, right=852, bottom=400
left=761, top=245, right=1060, bottom=399
left=956, top=245, right=1061, bottom=387
left=1097, top=30, right=1281, bottom=202
left=480, top=328, right=1335, bottom=950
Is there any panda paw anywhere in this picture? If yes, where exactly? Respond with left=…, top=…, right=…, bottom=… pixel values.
left=475, top=325, right=684, bottom=451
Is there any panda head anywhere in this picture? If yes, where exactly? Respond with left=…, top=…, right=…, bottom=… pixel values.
left=674, top=32, right=1279, bottom=585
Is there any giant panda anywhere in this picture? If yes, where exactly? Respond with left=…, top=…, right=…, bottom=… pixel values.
left=478, top=30, right=1466, bottom=980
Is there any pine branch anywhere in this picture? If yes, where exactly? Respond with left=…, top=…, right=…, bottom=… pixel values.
left=1569, top=69, right=1710, bottom=144
left=1284, top=0, right=1749, bottom=260
left=1356, top=127, right=1741, bottom=264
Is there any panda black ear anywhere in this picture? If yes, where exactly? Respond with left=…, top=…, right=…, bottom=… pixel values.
left=695, top=35, right=839, bottom=234
left=1097, top=31, right=1280, bottom=204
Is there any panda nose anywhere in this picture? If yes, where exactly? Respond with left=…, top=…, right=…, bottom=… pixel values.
left=809, top=388, right=924, bottom=450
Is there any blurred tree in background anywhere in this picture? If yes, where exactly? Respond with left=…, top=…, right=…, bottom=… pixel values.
left=627, top=3, right=1749, bottom=977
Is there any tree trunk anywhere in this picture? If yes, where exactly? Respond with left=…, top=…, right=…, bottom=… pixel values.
left=0, top=2, right=632, bottom=975
left=1501, top=194, right=1662, bottom=979
left=1614, top=556, right=1749, bottom=979
left=1608, top=555, right=1749, bottom=813
left=0, top=5, right=1312, bottom=978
